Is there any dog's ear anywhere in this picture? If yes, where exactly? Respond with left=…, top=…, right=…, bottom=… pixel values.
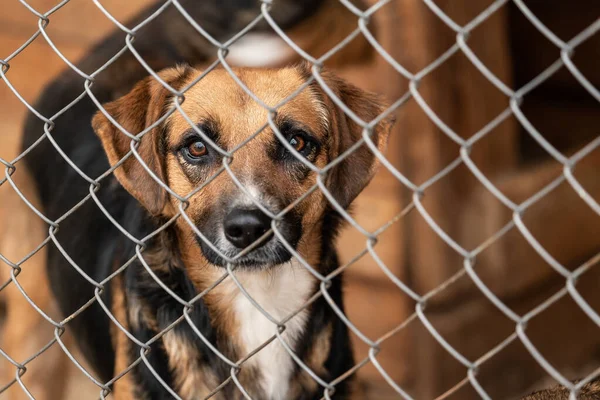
left=315, top=69, right=395, bottom=209
left=92, top=66, right=191, bottom=216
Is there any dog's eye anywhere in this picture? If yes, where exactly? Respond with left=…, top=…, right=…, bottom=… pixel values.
left=287, top=133, right=317, bottom=159
left=182, top=140, right=207, bottom=161
left=289, top=135, right=306, bottom=152
left=275, top=122, right=320, bottom=163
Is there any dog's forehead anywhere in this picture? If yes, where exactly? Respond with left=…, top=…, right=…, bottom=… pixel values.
left=166, top=68, right=328, bottom=146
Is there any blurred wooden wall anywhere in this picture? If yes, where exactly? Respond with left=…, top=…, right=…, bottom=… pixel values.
left=335, top=0, right=600, bottom=398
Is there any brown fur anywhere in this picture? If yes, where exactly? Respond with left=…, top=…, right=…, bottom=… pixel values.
left=523, top=380, right=600, bottom=399
left=92, top=65, right=193, bottom=216
left=110, top=274, right=137, bottom=400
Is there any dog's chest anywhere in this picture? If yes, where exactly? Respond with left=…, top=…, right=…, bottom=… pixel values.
left=231, top=263, right=315, bottom=400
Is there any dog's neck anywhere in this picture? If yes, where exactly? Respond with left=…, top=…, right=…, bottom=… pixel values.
left=221, top=263, right=315, bottom=399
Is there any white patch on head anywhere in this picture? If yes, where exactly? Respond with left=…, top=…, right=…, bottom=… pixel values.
left=226, top=33, right=297, bottom=68
left=237, top=183, right=264, bottom=208
left=227, top=260, right=315, bottom=399
left=309, top=87, right=330, bottom=133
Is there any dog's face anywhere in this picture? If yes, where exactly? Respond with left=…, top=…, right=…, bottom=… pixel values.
left=93, top=65, right=393, bottom=270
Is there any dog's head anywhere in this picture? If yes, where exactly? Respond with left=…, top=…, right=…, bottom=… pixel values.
left=92, top=65, right=393, bottom=270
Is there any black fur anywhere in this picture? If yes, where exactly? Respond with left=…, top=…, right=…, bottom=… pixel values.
left=123, top=229, right=234, bottom=398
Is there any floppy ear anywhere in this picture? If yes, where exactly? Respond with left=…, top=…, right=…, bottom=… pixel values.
left=317, top=70, right=395, bottom=209
left=92, top=66, right=191, bottom=216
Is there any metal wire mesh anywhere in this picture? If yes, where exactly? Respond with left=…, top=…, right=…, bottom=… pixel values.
left=0, top=0, right=599, bottom=399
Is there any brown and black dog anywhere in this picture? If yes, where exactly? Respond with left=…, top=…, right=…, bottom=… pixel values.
left=88, top=63, right=392, bottom=399
left=12, top=52, right=393, bottom=400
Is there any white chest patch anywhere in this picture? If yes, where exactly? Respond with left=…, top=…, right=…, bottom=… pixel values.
left=229, top=261, right=315, bottom=400
left=226, top=33, right=297, bottom=67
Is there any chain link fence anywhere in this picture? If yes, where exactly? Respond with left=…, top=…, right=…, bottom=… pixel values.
left=0, top=0, right=599, bottom=399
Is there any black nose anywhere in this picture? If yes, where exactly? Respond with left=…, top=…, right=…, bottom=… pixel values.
left=224, top=208, right=272, bottom=249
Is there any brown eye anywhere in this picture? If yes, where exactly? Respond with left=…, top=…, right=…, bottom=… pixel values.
left=183, top=140, right=207, bottom=161
left=289, top=135, right=306, bottom=152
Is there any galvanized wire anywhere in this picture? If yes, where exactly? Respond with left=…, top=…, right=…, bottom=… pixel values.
left=0, top=0, right=599, bottom=399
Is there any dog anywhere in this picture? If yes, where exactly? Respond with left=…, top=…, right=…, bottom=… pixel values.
left=12, top=60, right=392, bottom=399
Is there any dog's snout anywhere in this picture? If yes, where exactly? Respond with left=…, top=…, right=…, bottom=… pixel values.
left=224, top=208, right=272, bottom=249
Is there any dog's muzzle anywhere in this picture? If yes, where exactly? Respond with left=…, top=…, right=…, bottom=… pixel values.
left=196, top=205, right=302, bottom=269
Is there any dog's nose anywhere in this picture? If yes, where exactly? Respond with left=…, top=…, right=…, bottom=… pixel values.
left=224, top=208, right=272, bottom=249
